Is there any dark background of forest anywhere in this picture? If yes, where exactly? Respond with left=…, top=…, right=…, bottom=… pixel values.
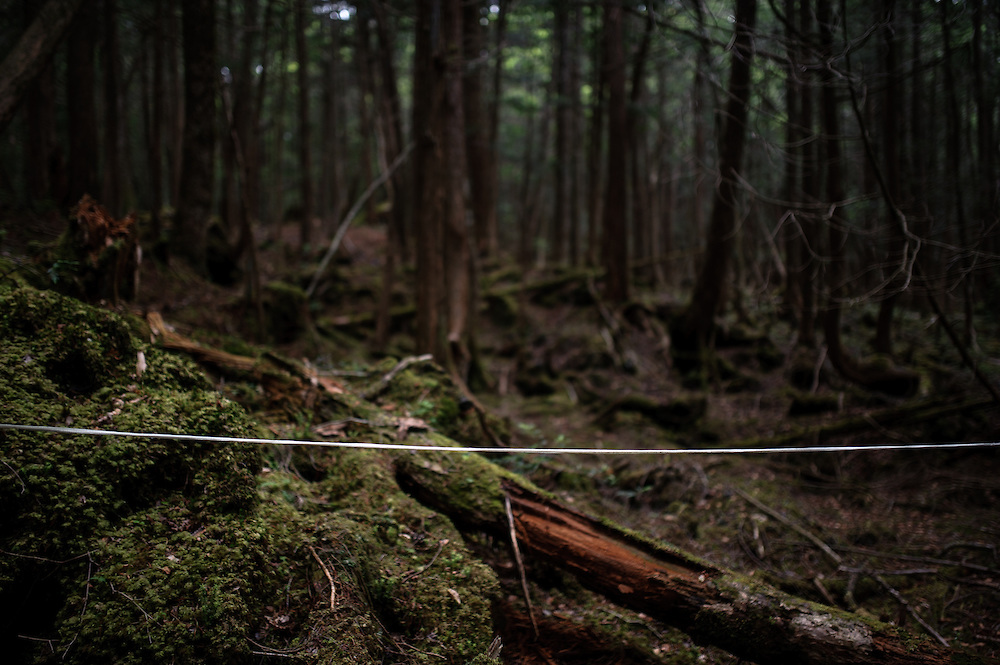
left=1, top=0, right=997, bottom=374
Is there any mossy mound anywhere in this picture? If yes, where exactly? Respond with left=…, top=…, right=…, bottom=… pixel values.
left=0, top=286, right=501, bottom=664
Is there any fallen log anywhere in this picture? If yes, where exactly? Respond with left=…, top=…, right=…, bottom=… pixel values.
left=395, top=448, right=983, bottom=665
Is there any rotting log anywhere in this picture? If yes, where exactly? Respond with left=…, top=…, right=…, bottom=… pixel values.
left=395, top=449, right=983, bottom=665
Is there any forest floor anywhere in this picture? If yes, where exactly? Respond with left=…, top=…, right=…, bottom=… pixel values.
left=121, top=222, right=1000, bottom=665
left=5, top=216, right=999, bottom=664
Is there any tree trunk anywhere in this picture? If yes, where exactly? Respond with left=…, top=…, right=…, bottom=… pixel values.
left=172, top=0, right=217, bottom=273
left=295, top=0, right=313, bottom=251
left=395, top=452, right=981, bottom=665
left=628, top=9, right=655, bottom=282
left=795, top=0, right=818, bottom=348
left=874, top=0, right=903, bottom=355
left=551, top=0, right=573, bottom=266
left=585, top=7, right=605, bottom=267
left=441, top=0, right=472, bottom=373
left=0, top=0, right=86, bottom=134
left=413, top=0, right=447, bottom=360
left=66, top=0, right=98, bottom=206
left=463, top=0, right=496, bottom=259
left=818, top=0, right=918, bottom=397
left=601, top=0, right=629, bottom=303
left=673, top=0, right=757, bottom=368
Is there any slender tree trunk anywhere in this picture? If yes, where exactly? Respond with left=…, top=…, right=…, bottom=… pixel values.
left=780, top=0, right=801, bottom=320
left=628, top=9, right=654, bottom=282
left=66, top=0, right=98, bottom=206
left=795, top=0, right=818, bottom=348
left=939, top=0, right=975, bottom=348
left=585, top=9, right=605, bottom=267
left=295, top=0, right=313, bottom=251
left=442, top=0, right=472, bottom=373
left=485, top=1, right=506, bottom=256
left=464, top=0, right=496, bottom=259
left=673, top=0, right=757, bottom=367
left=172, top=0, right=217, bottom=273
left=372, top=0, right=406, bottom=349
left=817, top=0, right=918, bottom=396
left=101, top=0, right=124, bottom=214
left=689, top=0, right=711, bottom=256
left=166, top=0, right=184, bottom=208
left=413, top=0, right=447, bottom=360
left=373, top=0, right=409, bottom=258
left=0, top=0, right=86, bottom=134
left=874, top=0, right=903, bottom=355
left=552, top=0, right=572, bottom=266
left=601, top=0, right=629, bottom=303
left=356, top=13, right=377, bottom=227
left=148, top=0, right=165, bottom=237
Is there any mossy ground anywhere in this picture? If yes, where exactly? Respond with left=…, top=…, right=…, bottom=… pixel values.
left=0, top=285, right=499, bottom=664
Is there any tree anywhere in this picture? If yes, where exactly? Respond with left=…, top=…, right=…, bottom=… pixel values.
left=671, top=0, right=758, bottom=370
left=0, top=0, right=86, bottom=135
left=294, top=0, right=313, bottom=251
left=171, top=0, right=217, bottom=273
left=601, top=0, right=629, bottom=303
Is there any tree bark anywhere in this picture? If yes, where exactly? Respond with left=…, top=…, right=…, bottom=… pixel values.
left=441, top=0, right=473, bottom=373
left=295, top=0, right=314, bottom=251
left=172, top=0, right=217, bottom=273
left=413, top=0, right=447, bottom=360
left=551, top=0, right=573, bottom=266
left=0, top=0, right=86, bottom=134
left=601, top=0, right=629, bottom=303
left=464, top=0, right=497, bottom=259
left=66, top=0, right=99, bottom=206
left=673, top=0, right=757, bottom=367
left=874, top=0, right=903, bottom=355
left=395, top=452, right=981, bottom=665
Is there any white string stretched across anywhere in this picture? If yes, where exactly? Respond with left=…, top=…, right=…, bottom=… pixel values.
left=1, top=423, right=998, bottom=456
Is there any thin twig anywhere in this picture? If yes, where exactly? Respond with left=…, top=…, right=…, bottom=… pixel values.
left=308, top=545, right=336, bottom=611
left=505, top=494, right=538, bottom=638
left=306, top=142, right=415, bottom=299
left=872, top=573, right=950, bottom=647
left=361, top=354, right=434, bottom=400
left=733, top=487, right=842, bottom=566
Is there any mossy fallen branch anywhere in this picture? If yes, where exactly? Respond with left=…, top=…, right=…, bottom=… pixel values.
left=394, top=448, right=984, bottom=665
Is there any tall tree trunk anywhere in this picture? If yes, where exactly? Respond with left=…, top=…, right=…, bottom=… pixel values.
left=551, top=0, right=573, bottom=266
left=172, top=0, right=217, bottom=273
left=464, top=0, right=496, bottom=260
left=628, top=9, right=655, bottom=282
left=372, top=0, right=406, bottom=349
left=147, top=0, right=165, bottom=237
left=874, top=0, right=903, bottom=355
left=356, top=13, right=377, bottom=228
left=939, top=0, right=975, bottom=349
left=485, top=1, right=506, bottom=257
left=413, top=0, right=447, bottom=360
left=673, top=0, right=758, bottom=369
left=166, top=0, right=184, bottom=208
left=818, top=0, right=918, bottom=397
left=601, top=0, right=629, bottom=303
left=585, top=8, right=605, bottom=267
left=689, top=0, right=711, bottom=261
left=442, top=0, right=472, bottom=373
left=0, top=0, right=86, bottom=134
left=319, top=13, right=342, bottom=228
left=101, top=0, right=124, bottom=214
left=795, top=0, right=818, bottom=348
left=295, top=0, right=313, bottom=251
left=780, top=0, right=801, bottom=321
left=66, top=0, right=98, bottom=206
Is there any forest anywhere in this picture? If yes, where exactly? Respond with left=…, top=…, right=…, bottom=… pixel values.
left=0, top=0, right=999, bottom=663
